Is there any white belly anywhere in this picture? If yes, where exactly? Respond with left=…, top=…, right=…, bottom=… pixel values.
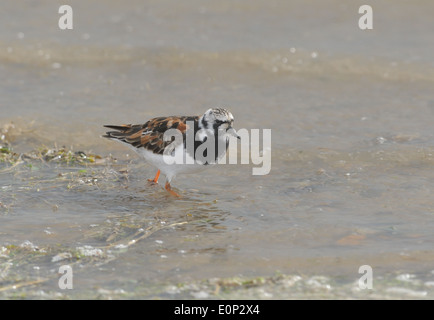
left=113, top=136, right=228, bottom=183
left=134, top=145, right=209, bottom=182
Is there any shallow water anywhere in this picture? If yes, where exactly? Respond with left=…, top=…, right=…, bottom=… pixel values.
left=1, top=0, right=434, bottom=299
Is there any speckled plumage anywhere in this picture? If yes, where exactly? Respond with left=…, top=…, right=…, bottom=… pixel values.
left=103, top=115, right=195, bottom=155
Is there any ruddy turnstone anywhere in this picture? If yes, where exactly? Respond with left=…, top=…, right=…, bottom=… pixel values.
left=103, top=108, right=239, bottom=196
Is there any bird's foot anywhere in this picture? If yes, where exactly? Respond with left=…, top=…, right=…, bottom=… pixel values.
left=147, top=169, right=161, bottom=184
left=165, top=182, right=180, bottom=197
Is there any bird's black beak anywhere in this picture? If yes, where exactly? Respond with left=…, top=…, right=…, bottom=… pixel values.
left=228, top=127, right=240, bottom=140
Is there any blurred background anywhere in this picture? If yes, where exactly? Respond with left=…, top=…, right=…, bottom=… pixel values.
left=1, top=0, right=434, bottom=299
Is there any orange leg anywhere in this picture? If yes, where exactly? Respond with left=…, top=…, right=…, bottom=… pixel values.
left=165, top=181, right=180, bottom=197
left=148, top=169, right=160, bottom=184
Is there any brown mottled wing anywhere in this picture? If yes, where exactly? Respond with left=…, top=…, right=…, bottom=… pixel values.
left=104, top=116, right=197, bottom=155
